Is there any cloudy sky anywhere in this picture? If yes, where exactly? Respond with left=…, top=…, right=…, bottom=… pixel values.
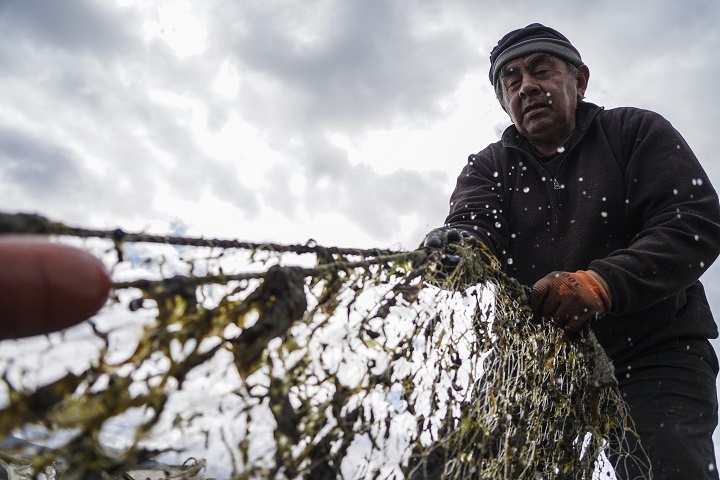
left=3, top=0, right=718, bottom=249
left=2, top=0, right=720, bottom=455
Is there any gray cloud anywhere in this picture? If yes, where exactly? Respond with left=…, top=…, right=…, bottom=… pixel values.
left=0, top=126, right=85, bottom=196
left=0, top=1, right=265, bottom=227
left=199, top=1, right=480, bottom=246
left=0, top=0, right=138, bottom=56
left=211, top=1, right=476, bottom=132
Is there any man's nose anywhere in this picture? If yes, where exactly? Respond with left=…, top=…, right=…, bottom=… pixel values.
left=519, top=74, right=541, bottom=98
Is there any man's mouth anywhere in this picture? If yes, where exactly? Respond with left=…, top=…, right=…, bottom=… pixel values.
left=523, top=103, right=547, bottom=115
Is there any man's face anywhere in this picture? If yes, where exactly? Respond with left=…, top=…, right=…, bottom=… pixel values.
left=498, top=53, right=588, bottom=153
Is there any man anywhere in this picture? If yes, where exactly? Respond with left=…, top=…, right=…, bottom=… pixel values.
left=425, top=24, right=720, bottom=478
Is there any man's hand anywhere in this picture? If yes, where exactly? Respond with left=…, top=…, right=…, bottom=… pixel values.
left=529, top=270, right=612, bottom=332
left=421, top=227, right=471, bottom=270
left=422, top=226, right=469, bottom=249
left=420, top=227, right=470, bottom=278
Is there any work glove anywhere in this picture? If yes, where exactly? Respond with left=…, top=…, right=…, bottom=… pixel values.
left=529, top=270, right=612, bottom=333
left=422, top=227, right=470, bottom=260
left=421, top=227, right=471, bottom=273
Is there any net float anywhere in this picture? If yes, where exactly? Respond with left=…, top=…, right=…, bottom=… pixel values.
left=0, top=235, right=112, bottom=339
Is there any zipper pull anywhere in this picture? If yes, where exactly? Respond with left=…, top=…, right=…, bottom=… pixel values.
left=552, top=179, right=562, bottom=190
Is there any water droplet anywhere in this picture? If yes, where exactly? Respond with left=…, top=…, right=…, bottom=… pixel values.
left=695, top=235, right=700, bottom=241
left=709, top=463, right=715, bottom=472
left=673, top=189, right=678, bottom=195
left=600, top=211, right=608, bottom=218
left=495, top=222, right=502, bottom=228
left=507, top=258, right=514, bottom=265
left=493, top=171, right=499, bottom=177
left=523, top=187, right=530, bottom=193
left=578, top=177, right=584, bottom=182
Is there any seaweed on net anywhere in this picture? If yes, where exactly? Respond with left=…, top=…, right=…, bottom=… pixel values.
left=0, top=213, right=650, bottom=479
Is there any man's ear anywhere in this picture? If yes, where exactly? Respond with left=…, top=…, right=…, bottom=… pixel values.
left=576, top=64, right=590, bottom=99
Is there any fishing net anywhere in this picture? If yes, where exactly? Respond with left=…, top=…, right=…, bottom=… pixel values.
left=0, top=212, right=650, bottom=479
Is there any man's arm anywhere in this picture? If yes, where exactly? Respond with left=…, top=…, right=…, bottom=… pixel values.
left=443, top=148, right=509, bottom=259
left=589, top=109, right=720, bottom=316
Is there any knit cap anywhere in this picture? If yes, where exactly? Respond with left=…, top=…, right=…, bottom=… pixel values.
left=489, top=23, right=583, bottom=86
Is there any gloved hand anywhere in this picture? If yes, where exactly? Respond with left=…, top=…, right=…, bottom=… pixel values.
left=421, top=227, right=471, bottom=272
left=423, top=226, right=470, bottom=249
left=529, top=270, right=612, bottom=332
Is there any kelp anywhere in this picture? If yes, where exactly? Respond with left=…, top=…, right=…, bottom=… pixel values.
left=0, top=212, right=649, bottom=479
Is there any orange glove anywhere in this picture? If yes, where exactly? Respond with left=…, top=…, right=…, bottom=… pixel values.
left=529, top=270, right=612, bottom=332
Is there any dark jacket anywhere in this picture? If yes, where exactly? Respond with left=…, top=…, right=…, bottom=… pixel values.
left=446, top=101, right=720, bottom=362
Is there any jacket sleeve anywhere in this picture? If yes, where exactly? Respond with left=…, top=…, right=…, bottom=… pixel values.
left=444, top=147, right=509, bottom=259
left=589, top=109, right=720, bottom=316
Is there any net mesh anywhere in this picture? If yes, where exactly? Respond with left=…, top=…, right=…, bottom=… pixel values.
left=0, top=213, right=650, bottom=479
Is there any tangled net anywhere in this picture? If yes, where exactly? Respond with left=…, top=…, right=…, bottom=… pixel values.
left=0, top=212, right=650, bottom=479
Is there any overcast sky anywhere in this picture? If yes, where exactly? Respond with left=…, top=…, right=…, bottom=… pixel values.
left=3, top=0, right=717, bottom=247
left=2, top=0, right=720, bottom=457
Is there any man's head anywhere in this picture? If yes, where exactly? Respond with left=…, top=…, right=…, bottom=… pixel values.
left=489, top=24, right=590, bottom=155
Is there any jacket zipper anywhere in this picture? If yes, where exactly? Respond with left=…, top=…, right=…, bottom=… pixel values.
left=513, top=149, right=567, bottom=209
left=549, top=169, right=566, bottom=209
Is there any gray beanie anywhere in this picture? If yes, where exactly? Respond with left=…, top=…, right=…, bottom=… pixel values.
left=489, top=23, right=583, bottom=87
